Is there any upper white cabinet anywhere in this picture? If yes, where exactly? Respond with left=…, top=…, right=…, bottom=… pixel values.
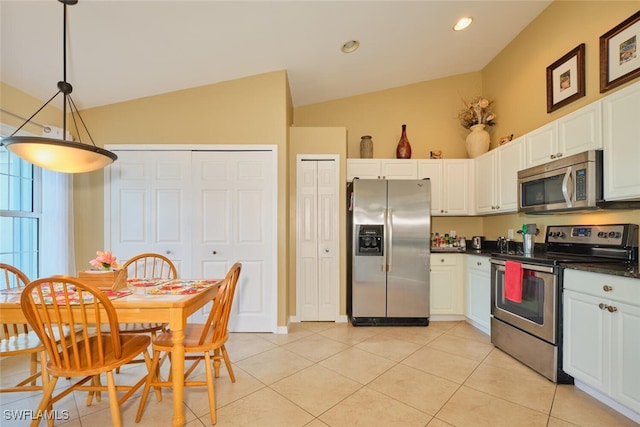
left=602, top=81, right=640, bottom=201
left=474, top=137, right=524, bottom=214
left=346, top=159, right=417, bottom=180
left=418, top=159, right=472, bottom=216
left=524, top=102, right=602, bottom=168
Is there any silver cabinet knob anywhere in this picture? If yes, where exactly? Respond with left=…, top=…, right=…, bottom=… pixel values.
left=324, top=248, right=330, bottom=253
left=165, top=250, right=171, bottom=255
left=212, top=250, right=217, bottom=255
left=603, top=285, right=613, bottom=292
left=477, top=262, right=482, bottom=266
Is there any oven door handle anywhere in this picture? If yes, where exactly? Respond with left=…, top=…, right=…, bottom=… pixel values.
left=491, top=259, right=556, bottom=274
left=561, top=166, right=573, bottom=208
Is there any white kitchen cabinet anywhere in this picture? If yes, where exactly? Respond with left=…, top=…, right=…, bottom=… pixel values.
left=602, top=81, right=640, bottom=201
left=418, top=159, right=472, bottom=216
left=465, top=254, right=491, bottom=334
left=563, top=269, right=640, bottom=416
left=346, top=159, right=417, bottom=180
left=524, top=102, right=602, bottom=168
left=474, top=138, right=524, bottom=214
left=430, top=254, right=463, bottom=316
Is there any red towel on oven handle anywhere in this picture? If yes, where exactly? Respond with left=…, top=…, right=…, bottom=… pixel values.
left=505, top=260, right=523, bottom=303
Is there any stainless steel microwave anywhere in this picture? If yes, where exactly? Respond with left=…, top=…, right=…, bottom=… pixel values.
left=517, top=150, right=603, bottom=214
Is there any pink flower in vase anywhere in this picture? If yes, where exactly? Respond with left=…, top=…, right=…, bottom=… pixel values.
left=89, top=250, right=120, bottom=270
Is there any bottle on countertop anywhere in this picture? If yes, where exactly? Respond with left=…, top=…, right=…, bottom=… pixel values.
left=396, top=124, right=412, bottom=159
left=459, top=236, right=467, bottom=250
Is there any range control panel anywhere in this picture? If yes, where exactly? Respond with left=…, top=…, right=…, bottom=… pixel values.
left=546, top=224, right=638, bottom=246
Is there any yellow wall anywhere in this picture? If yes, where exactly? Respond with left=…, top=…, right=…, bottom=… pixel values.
left=294, top=73, right=483, bottom=160
left=0, top=82, right=64, bottom=134
left=289, top=127, right=347, bottom=317
left=483, top=1, right=640, bottom=148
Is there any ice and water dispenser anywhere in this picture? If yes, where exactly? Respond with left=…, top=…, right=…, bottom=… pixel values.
left=356, top=225, right=384, bottom=256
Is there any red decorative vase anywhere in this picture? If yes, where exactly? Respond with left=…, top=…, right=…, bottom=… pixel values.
left=396, top=124, right=412, bottom=159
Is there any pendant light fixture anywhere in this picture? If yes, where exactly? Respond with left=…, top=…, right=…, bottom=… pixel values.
left=0, top=0, right=117, bottom=173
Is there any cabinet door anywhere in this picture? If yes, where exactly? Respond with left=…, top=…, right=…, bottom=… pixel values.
left=496, top=138, right=524, bottom=213
left=381, top=159, right=418, bottom=179
left=474, top=151, right=496, bottom=214
left=418, top=160, right=442, bottom=215
left=610, top=300, right=640, bottom=413
left=430, top=255, right=461, bottom=315
left=465, top=256, right=491, bottom=334
left=346, top=159, right=382, bottom=180
left=558, top=101, right=602, bottom=156
left=525, top=122, right=558, bottom=167
left=563, top=289, right=609, bottom=392
left=602, top=81, right=640, bottom=201
left=442, top=160, right=471, bottom=215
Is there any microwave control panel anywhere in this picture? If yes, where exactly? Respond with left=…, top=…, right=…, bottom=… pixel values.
left=575, top=168, right=587, bottom=200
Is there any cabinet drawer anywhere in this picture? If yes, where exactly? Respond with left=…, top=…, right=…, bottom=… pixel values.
left=431, top=254, right=458, bottom=267
left=466, top=255, right=490, bottom=273
left=564, top=269, right=640, bottom=304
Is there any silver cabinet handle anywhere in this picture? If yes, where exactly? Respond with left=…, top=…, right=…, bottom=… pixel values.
left=212, top=250, right=217, bottom=255
left=165, top=250, right=171, bottom=255
left=324, top=248, right=329, bottom=253
left=603, top=285, right=613, bottom=292
left=477, top=262, right=482, bottom=266
left=599, top=303, right=606, bottom=310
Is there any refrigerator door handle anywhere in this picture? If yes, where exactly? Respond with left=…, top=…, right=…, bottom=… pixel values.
left=387, top=208, right=393, bottom=272
left=382, top=208, right=388, bottom=272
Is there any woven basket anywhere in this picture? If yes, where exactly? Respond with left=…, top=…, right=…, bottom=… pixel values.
left=78, top=269, right=128, bottom=291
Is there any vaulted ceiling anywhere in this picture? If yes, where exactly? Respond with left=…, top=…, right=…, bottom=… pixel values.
left=1, top=1, right=551, bottom=109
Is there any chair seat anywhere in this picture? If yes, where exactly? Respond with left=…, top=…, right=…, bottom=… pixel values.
left=0, top=331, right=44, bottom=355
left=47, top=334, right=151, bottom=378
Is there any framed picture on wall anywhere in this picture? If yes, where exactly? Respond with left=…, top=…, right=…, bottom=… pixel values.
left=546, top=43, right=586, bottom=113
left=600, top=11, right=640, bottom=93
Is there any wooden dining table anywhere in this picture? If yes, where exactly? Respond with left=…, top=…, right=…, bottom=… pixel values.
left=0, top=278, right=220, bottom=427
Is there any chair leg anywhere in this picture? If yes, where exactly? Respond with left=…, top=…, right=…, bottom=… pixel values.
left=135, top=349, right=162, bottom=423
left=106, top=371, right=122, bottom=427
left=30, top=353, right=38, bottom=386
left=221, top=345, right=236, bottom=383
left=30, top=376, right=58, bottom=427
left=204, top=352, right=216, bottom=425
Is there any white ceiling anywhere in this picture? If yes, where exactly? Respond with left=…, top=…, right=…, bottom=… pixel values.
left=1, top=0, right=551, bottom=110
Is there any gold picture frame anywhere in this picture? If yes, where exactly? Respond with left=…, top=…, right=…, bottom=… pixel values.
left=546, top=44, right=586, bottom=113
left=600, top=11, right=640, bottom=93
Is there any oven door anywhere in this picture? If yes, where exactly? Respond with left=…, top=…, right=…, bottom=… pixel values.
left=490, top=259, right=558, bottom=344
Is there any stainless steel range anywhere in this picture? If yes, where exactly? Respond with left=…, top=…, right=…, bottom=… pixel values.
left=490, top=223, right=638, bottom=383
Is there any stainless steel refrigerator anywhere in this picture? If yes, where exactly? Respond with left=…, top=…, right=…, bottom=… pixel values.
left=347, top=178, right=431, bottom=326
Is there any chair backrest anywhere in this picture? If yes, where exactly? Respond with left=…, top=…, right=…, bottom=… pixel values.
left=123, top=253, right=177, bottom=279
left=20, top=276, right=123, bottom=372
left=0, top=263, right=31, bottom=339
left=198, top=262, right=241, bottom=346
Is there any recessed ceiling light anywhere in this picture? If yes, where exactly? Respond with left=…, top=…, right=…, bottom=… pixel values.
left=453, top=17, right=473, bottom=31
left=341, top=40, right=360, bottom=53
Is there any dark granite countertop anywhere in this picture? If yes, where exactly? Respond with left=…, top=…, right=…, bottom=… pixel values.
left=451, top=248, right=640, bottom=280
left=560, top=262, right=640, bottom=280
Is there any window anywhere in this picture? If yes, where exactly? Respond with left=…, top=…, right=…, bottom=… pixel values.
left=0, top=131, right=42, bottom=283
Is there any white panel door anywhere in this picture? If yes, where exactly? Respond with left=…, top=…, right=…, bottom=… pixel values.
left=191, top=151, right=276, bottom=332
left=297, top=157, right=339, bottom=321
left=108, top=151, right=192, bottom=274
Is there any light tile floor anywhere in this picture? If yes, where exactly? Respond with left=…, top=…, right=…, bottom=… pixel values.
left=1, top=321, right=637, bottom=426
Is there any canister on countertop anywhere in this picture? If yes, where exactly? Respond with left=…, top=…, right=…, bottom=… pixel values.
left=471, top=236, right=484, bottom=250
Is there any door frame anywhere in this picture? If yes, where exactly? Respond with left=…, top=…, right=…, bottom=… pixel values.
left=294, top=154, right=340, bottom=322
left=103, top=144, right=279, bottom=333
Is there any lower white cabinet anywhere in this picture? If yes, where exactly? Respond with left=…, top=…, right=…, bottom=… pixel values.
left=430, top=254, right=463, bottom=316
left=465, top=255, right=491, bottom=334
left=563, top=269, right=640, bottom=415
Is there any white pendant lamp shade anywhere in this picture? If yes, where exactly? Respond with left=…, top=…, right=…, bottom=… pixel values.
left=2, top=136, right=117, bottom=173
left=0, top=0, right=117, bottom=173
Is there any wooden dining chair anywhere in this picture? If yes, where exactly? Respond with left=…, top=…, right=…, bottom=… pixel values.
left=136, top=262, right=242, bottom=425
left=20, top=276, right=153, bottom=427
left=0, top=263, right=50, bottom=395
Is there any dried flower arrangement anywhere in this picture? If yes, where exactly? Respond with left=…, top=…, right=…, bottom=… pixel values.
left=458, top=96, right=496, bottom=129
